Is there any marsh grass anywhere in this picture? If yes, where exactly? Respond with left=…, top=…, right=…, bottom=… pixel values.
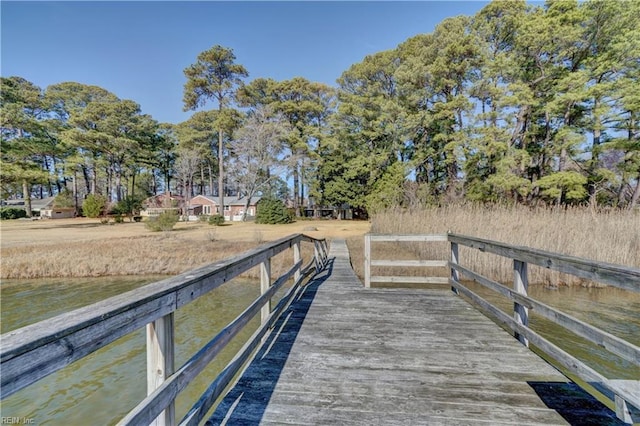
left=0, top=219, right=368, bottom=279
left=1, top=234, right=314, bottom=280
left=347, top=204, right=639, bottom=286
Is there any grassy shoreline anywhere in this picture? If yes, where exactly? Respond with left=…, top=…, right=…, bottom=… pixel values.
left=0, top=219, right=370, bottom=279
left=2, top=206, right=637, bottom=285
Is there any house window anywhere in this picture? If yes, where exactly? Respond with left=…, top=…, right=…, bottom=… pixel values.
left=224, top=205, right=230, bottom=212
left=203, top=205, right=211, bottom=215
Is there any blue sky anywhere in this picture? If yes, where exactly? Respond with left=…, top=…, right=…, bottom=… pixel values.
left=2, top=1, right=490, bottom=124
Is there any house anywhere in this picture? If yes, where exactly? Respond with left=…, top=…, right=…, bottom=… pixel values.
left=41, top=207, right=75, bottom=219
left=303, top=203, right=355, bottom=220
left=140, top=192, right=183, bottom=217
left=188, top=195, right=261, bottom=221
left=2, top=196, right=77, bottom=219
left=303, top=197, right=357, bottom=220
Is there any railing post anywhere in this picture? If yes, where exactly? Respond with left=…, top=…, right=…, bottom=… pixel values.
left=319, top=240, right=328, bottom=266
left=364, top=234, right=371, bottom=288
left=293, top=240, right=301, bottom=283
left=513, top=260, right=529, bottom=347
left=147, top=313, right=175, bottom=426
left=313, top=240, right=321, bottom=273
left=261, top=258, right=272, bottom=324
left=615, top=394, right=633, bottom=424
left=450, top=240, right=459, bottom=295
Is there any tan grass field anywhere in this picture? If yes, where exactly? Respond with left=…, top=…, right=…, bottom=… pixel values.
left=0, top=218, right=371, bottom=279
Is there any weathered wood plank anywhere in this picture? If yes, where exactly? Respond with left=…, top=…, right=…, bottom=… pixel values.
left=450, top=277, right=639, bottom=414
left=369, top=275, right=449, bottom=284
left=451, top=262, right=640, bottom=366
left=207, top=240, right=625, bottom=425
left=260, top=258, right=272, bottom=324
left=118, top=258, right=304, bottom=426
left=513, top=259, right=529, bottom=347
left=0, top=233, right=323, bottom=400
left=369, top=234, right=448, bottom=242
left=370, top=259, right=448, bottom=267
left=448, top=233, right=640, bottom=291
left=147, top=314, right=175, bottom=426
left=180, top=266, right=311, bottom=426
left=364, top=234, right=371, bottom=288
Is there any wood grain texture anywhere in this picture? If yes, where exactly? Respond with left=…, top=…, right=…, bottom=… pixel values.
left=207, top=240, right=626, bottom=425
left=369, top=275, right=449, bottom=284
left=147, top=314, right=175, bottom=426
left=450, top=262, right=640, bottom=366
left=369, top=234, right=448, bottom=242
left=448, top=233, right=640, bottom=291
left=0, top=234, right=325, bottom=400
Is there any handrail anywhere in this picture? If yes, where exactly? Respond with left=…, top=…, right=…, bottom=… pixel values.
left=0, top=233, right=329, bottom=426
left=363, top=233, right=449, bottom=287
left=448, top=233, right=640, bottom=292
left=178, top=257, right=319, bottom=426
left=364, top=232, right=640, bottom=424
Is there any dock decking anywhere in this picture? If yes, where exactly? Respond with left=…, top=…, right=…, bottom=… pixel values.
left=208, top=240, right=623, bottom=425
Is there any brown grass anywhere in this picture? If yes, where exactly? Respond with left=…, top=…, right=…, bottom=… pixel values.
left=0, top=218, right=370, bottom=279
left=5, top=206, right=637, bottom=286
left=347, top=205, right=640, bottom=286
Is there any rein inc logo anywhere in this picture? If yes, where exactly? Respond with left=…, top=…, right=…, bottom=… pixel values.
left=1, top=419, right=34, bottom=425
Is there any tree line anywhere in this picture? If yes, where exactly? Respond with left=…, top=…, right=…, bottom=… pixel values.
left=2, top=0, right=639, bottom=218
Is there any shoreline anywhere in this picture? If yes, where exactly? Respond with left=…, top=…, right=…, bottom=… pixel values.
left=0, top=218, right=370, bottom=280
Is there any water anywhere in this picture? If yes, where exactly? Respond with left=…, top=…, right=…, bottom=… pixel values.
left=0, top=276, right=264, bottom=425
left=1, top=278, right=638, bottom=425
left=464, top=282, right=640, bottom=380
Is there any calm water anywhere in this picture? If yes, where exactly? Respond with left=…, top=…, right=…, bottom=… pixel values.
left=465, top=282, right=640, bottom=380
left=0, top=276, right=264, bottom=425
left=1, top=278, right=639, bottom=425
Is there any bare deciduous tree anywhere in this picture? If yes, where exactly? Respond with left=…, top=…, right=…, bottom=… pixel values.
left=229, top=106, right=291, bottom=221
left=174, top=148, right=200, bottom=221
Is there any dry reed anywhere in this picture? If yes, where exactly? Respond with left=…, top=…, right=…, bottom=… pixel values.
left=0, top=234, right=313, bottom=280
left=347, top=204, right=639, bottom=286
left=0, top=219, right=368, bottom=279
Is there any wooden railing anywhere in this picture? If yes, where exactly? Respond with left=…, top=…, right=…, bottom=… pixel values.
left=364, top=233, right=640, bottom=424
left=0, top=234, right=329, bottom=426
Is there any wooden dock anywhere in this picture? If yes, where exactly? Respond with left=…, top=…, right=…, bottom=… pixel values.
left=3, top=234, right=635, bottom=425
left=207, top=240, right=625, bottom=425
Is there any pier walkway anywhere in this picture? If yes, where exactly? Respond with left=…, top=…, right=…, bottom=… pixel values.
left=207, top=240, right=623, bottom=425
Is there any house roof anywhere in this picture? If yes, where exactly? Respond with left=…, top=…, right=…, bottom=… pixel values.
left=2, top=197, right=55, bottom=211
left=142, top=192, right=184, bottom=208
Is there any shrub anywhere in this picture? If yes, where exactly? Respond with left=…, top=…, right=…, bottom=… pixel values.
left=0, top=207, right=27, bottom=220
left=208, top=214, right=225, bottom=226
left=198, top=214, right=210, bottom=222
left=113, top=196, right=143, bottom=217
left=113, top=214, right=124, bottom=224
left=54, top=190, right=74, bottom=208
left=255, top=198, right=292, bottom=224
left=145, top=211, right=179, bottom=232
left=83, top=194, right=107, bottom=218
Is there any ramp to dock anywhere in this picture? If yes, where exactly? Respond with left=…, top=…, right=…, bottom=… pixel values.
left=208, top=240, right=624, bottom=425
